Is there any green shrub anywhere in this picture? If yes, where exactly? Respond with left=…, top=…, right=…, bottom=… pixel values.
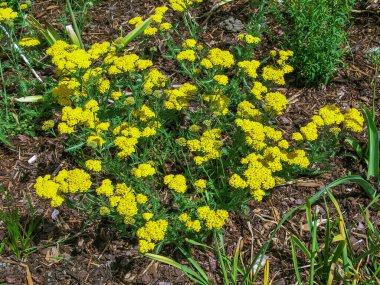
left=283, top=0, right=355, bottom=85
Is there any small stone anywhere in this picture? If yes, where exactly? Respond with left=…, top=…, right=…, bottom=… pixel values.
left=219, top=16, right=244, bottom=32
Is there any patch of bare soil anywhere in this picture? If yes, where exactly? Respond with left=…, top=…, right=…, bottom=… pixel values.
left=1, top=0, right=379, bottom=284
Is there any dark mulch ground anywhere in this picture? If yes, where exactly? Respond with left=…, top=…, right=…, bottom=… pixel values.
left=1, top=0, right=379, bottom=284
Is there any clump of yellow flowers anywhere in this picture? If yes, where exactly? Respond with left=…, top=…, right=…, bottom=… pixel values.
left=33, top=0, right=366, bottom=255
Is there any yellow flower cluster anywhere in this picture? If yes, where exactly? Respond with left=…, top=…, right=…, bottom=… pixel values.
left=96, top=181, right=141, bottom=224
left=203, top=90, right=229, bottom=116
left=99, top=206, right=111, bottom=215
left=235, top=119, right=267, bottom=150
left=169, top=0, right=202, bottom=12
left=85, top=159, right=102, bottom=172
left=187, top=129, right=223, bottom=165
left=238, top=60, right=260, bottom=79
left=179, top=213, right=201, bottom=232
left=164, top=83, right=197, bottom=111
left=164, top=174, right=187, bottom=193
left=237, top=34, right=261, bottom=44
left=293, top=106, right=363, bottom=142
left=52, top=77, right=82, bottom=106
left=213, top=75, right=229, bottom=85
left=194, top=179, right=207, bottom=190
left=261, top=50, right=294, bottom=85
left=143, top=68, right=167, bottom=94
left=237, top=100, right=262, bottom=121
left=150, top=6, right=168, bottom=23
left=177, top=49, right=196, bottom=62
left=18, top=37, right=40, bottom=47
left=137, top=219, right=168, bottom=253
left=343, top=108, right=364, bottom=132
left=107, top=53, right=139, bottom=75
left=41, top=120, right=55, bottom=131
left=251, top=81, right=267, bottom=100
left=35, top=169, right=92, bottom=207
left=0, top=7, right=17, bottom=23
left=113, top=123, right=141, bottom=158
left=182, top=38, right=197, bottom=48
left=88, top=41, right=111, bottom=60
left=197, top=206, right=228, bottom=230
left=131, top=163, right=156, bottom=178
left=46, top=40, right=92, bottom=75
left=58, top=100, right=99, bottom=134
left=264, top=92, right=288, bottom=115
left=201, top=48, right=235, bottom=69
left=134, top=104, right=156, bottom=122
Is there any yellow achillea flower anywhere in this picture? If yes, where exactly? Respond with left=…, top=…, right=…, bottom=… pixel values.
left=311, top=115, right=325, bottom=127
left=175, top=137, right=187, bottom=146
left=164, top=174, right=187, bottom=193
left=143, top=68, right=167, bottom=93
left=0, top=2, right=7, bottom=7
left=319, top=105, right=344, bottom=125
left=329, top=127, right=341, bottom=135
left=179, top=213, right=201, bottom=232
left=164, top=83, right=197, bottom=111
left=131, top=163, right=156, bottom=178
left=136, top=59, right=153, bottom=70
left=235, top=118, right=266, bottom=150
left=197, top=206, right=228, bottom=230
left=264, top=92, right=288, bottom=115
left=262, top=65, right=286, bottom=85
left=177, top=49, right=196, bottom=62
left=41, top=120, right=55, bottom=131
left=87, top=41, right=111, bottom=60
left=189, top=124, right=200, bottom=132
left=277, top=139, right=289, bottom=149
left=300, top=122, right=318, bottom=141
left=194, top=179, right=207, bottom=190
left=99, top=206, right=110, bottom=215
left=150, top=6, right=168, bottom=23
left=238, top=34, right=261, bottom=44
left=159, top=22, right=172, bottom=31
left=187, top=129, right=223, bottom=165
left=136, top=193, right=148, bottom=204
left=96, top=179, right=114, bottom=197
left=213, top=75, right=229, bottom=85
left=19, top=37, right=40, bottom=47
left=251, top=81, right=267, bottom=100
left=128, top=16, right=143, bottom=27
left=238, top=60, right=260, bottom=79
left=203, top=90, right=229, bottom=116
left=292, top=132, right=303, bottom=141
left=287, top=149, right=310, bottom=168
left=182, top=38, right=197, bottom=48
left=85, top=159, right=102, bottom=172
left=229, top=174, right=247, bottom=189
left=237, top=100, right=261, bottom=121
left=169, top=0, right=203, bottom=12
left=142, top=212, right=154, bottom=221
left=0, top=7, right=18, bottom=23
left=144, top=26, right=158, bottom=36
left=134, top=104, right=156, bottom=122
left=343, top=108, right=364, bottom=132
left=35, top=169, right=92, bottom=207
left=87, top=134, right=105, bottom=147
left=111, top=91, right=122, bottom=101
left=205, top=48, right=234, bottom=69
left=137, top=219, right=168, bottom=253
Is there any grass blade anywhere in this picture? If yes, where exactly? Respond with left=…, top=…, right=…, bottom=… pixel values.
left=66, top=0, right=84, bottom=48
left=178, top=246, right=210, bottom=283
left=362, top=108, right=380, bottom=182
left=116, top=18, right=152, bottom=50
left=290, top=236, right=303, bottom=285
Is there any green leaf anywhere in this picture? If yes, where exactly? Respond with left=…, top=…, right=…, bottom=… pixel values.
left=345, top=137, right=364, bottom=159
left=362, top=108, right=380, bottom=182
left=115, top=18, right=152, bottom=50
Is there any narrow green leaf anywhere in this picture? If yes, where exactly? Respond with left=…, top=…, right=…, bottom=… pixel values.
left=290, top=237, right=303, bottom=285
left=185, top=238, right=212, bottom=249
left=291, top=235, right=311, bottom=259
left=116, top=18, right=152, bottom=50
left=178, top=247, right=210, bottom=283
left=362, top=108, right=380, bottom=182
left=14, top=95, right=44, bottom=103
left=64, top=142, right=85, bottom=152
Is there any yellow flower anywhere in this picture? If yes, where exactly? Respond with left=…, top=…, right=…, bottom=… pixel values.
left=194, top=179, right=207, bottom=190
left=160, top=22, right=172, bottom=31
left=136, top=193, right=148, bottom=204
left=292, top=132, right=303, bottom=141
left=41, top=120, right=55, bottom=131
left=182, top=39, right=197, bottom=48
left=111, top=91, right=122, bottom=101
left=131, top=163, right=156, bottom=178
left=85, top=159, right=102, bottom=172
left=213, top=75, right=229, bottom=85
left=229, top=174, right=247, bottom=189
left=144, top=26, right=158, bottom=36
left=177, top=49, right=196, bottom=62
left=164, top=174, right=187, bottom=193
left=264, top=92, right=288, bottom=115
left=19, top=37, right=40, bottom=47
left=99, top=206, right=110, bottom=215
left=142, top=212, right=154, bottom=221
left=343, top=108, right=364, bottom=132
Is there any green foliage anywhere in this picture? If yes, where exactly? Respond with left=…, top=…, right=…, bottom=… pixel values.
left=283, top=0, right=355, bottom=85
left=291, top=192, right=380, bottom=283
left=0, top=188, right=42, bottom=258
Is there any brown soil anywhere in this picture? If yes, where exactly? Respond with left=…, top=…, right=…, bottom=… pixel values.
left=1, top=0, right=379, bottom=284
